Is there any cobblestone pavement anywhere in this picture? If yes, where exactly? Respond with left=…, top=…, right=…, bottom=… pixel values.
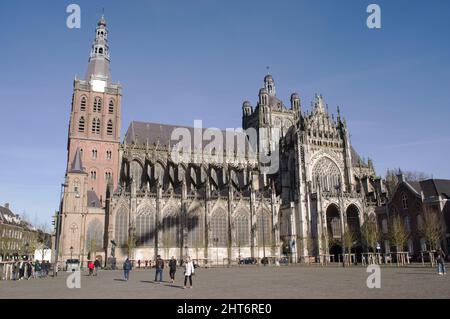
left=1, top=264, right=449, bottom=299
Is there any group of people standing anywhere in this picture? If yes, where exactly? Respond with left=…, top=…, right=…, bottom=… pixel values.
left=123, top=255, right=196, bottom=288
left=87, top=259, right=102, bottom=276
left=10, top=260, right=50, bottom=280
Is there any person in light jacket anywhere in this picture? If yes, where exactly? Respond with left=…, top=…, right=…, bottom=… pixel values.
left=183, top=256, right=195, bottom=289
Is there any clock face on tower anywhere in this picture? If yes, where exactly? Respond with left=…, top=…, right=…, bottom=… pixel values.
left=91, top=79, right=106, bottom=93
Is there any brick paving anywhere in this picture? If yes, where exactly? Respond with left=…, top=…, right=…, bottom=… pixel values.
left=1, top=264, right=449, bottom=299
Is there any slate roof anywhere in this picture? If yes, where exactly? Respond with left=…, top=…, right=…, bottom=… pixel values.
left=350, top=146, right=367, bottom=167
left=69, top=148, right=85, bottom=173
left=420, top=179, right=450, bottom=199
left=124, top=121, right=254, bottom=154
left=87, top=190, right=101, bottom=208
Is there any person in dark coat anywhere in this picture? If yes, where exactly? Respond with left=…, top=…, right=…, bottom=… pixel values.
left=436, top=248, right=446, bottom=275
left=154, top=255, right=164, bottom=283
left=26, top=262, right=32, bottom=279
left=94, top=259, right=101, bottom=276
left=123, top=258, right=132, bottom=281
left=168, top=256, right=177, bottom=283
left=12, top=262, right=19, bottom=281
left=19, top=262, right=25, bottom=280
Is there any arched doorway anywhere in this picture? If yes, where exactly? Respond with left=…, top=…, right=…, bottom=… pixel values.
left=346, top=204, right=362, bottom=262
left=326, top=204, right=342, bottom=261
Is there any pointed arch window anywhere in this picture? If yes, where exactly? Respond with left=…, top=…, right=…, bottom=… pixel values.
left=402, top=193, right=408, bottom=209
left=257, top=210, right=272, bottom=246
left=136, top=207, right=155, bottom=246
left=91, top=149, right=97, bottom=160
left=115, top=208, right=129, bottom=247
left=86, top=219, right=103, bottom=252
left=107, top=120, right=113, bottom=135
left=163, top=211, right=180, bottom=247
left=106, top=150, right=112, bottom=160
left=78, top=116, right=85, bottom=132
left=235, top=212, right=250, bottom=246
left=108, top=100, right=114, bottom=114
left=92, top=118, right=100, bottom=134
left=80, top=96, right=87, bottom=111
left=187, top=209, right=204, bottom=247
left=93, top=97, right=102, bottom=113
left=105, top=171, right=112, bottom=181
left=90, top=170, right=97, bottom=180
left=211, top=209, right=228, bottom=247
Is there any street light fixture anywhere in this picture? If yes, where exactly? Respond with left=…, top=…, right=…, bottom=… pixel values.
left=70, top=246, right=74, bottom=260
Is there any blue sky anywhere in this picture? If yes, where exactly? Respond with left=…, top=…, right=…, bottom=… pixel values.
left=0, top=0, right=449, bottom=227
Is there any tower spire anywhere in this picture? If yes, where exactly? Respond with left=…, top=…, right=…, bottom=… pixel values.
left=85, top=15, right=111, bottom=86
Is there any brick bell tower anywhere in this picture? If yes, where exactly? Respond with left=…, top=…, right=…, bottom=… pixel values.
left=66, top=15, right=121, bottom=205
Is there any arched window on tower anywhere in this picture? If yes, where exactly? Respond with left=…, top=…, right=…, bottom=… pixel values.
left=108, top=100, right=114, bottom=114
left=98, top=47, right=103, bottom=54
left=106, top=150, right=112, bottom=160
left=93, top=97, right=102, bottom=113
left=92, top=118, right=100, bottom=134
left=78, top=117, right=85, bottom=132
left=80, top=96, right=87, bottom=111
left=107, top=120, right=113, bottom=135
left=90, top=170, right=97, bottom=180
left=92, top=149, right=97, bottom=160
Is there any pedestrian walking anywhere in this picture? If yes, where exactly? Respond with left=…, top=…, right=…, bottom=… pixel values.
left=12, top=262, right=18, bottom=281
left=169, top=256, right=177, bottom=283
left=436, top=249, right=446, bottom=275
left=183, top=256, right=195, bottom=289
left=138, top=259, right=141, bottom=269
left=34, top=261, right=41, bottom=278
left=26, top=262, right=32, bottom=280
left=19, top=262, right=25, bottom=280
left=154, top=255, right=164, bottom=283
left=94, top=259, right=101, bottom=276
left=88, top=261, right=95, bottom=276
left=123, top=258, right=132, bottom=281
left=145, top=260, right=148, bottom=269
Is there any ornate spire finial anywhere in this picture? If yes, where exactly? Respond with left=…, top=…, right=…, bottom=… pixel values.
left=86, top=15, right=110, bottom=83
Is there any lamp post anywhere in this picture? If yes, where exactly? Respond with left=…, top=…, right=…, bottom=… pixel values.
left=70, top=246, right=74, bottom=260
left=261, top=213, right=267, bottom=266
left=213, top=237, right=219, bottom=266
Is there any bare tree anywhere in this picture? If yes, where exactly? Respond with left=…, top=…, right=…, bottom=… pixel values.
left=343, top=230, right=356, bottom=265
left=389, top=215, right=409, bottom=265
left=420, top=208, right=443, bottom=252
left=125, top=233, right=137, bottom=260
left=86, top=239, right=100, bottom=261
left=361, top=216, right=380, bottom=253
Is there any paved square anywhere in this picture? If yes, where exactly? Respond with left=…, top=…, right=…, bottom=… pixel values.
left=1, top=265, right=449, bottom=299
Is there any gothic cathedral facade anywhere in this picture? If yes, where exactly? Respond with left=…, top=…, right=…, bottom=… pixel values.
left=57, top=17, right=386, bottom=266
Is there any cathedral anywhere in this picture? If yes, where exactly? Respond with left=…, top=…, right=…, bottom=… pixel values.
left=56, top=16, right=386, bottom=267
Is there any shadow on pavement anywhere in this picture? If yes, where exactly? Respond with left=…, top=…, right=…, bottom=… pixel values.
left=114, top=279, right=127, bottom=281
left=164, top=284, right=184, bottom=289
